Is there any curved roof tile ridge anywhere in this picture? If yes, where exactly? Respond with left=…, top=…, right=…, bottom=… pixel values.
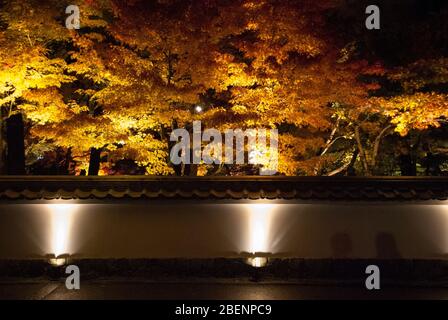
left=0, top=176, right=446, bottom=201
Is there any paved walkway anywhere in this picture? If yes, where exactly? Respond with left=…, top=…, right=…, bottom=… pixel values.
left=0, top=279, right=447, bottom=300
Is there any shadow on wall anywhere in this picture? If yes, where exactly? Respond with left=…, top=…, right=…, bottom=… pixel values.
left=330, top=232, right=402, bottom=259
left=376, top=232, right=402, bottom=259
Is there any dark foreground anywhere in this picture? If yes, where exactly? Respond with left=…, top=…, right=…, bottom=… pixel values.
left=1, top=259, right=447, bottom=300
left=0, top=279, right=447, bottom=300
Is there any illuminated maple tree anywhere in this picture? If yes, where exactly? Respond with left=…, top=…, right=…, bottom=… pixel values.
left=1, top=0, right=447, bottom=176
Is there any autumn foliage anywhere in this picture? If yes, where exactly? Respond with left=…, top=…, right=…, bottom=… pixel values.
left=1, top=0, right=448, bottom=176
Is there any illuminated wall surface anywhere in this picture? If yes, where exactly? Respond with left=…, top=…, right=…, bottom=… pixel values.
left=0, top=201, right=447, bottom=260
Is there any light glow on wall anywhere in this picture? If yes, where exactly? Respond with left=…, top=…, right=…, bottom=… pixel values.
left=47, top=204, right=78, bottom=257
left=247, top=203, right=276, bottom=254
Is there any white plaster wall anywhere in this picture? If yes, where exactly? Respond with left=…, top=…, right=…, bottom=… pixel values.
left=0, top=201, right=447, bottom=260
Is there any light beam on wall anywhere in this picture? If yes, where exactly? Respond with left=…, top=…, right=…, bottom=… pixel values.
left=246, top=203, right=276, bottom=267
left=47, top=204, right=78, bottom=259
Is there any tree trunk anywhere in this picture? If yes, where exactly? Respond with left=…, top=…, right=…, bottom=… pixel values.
left=169, top=120, right=183, bottom=176
left=346, top=149, right=359, bottom=176
left=61, top=147, right=72, bottom=175
left=88, top=147, right=102, bottom=176
left=399, top=153, right=416, bottom=176
left=6, top=113, right=25, bottom=175
left=398, top=141, right=416, bottom=176
left=185, top=146, right=198, bottom=176
left=354, top=126, right=371, bottom=175
left=0, top=110, right=6, bottom=175
left=188, top=164, right=198, bottom=176
left=371, top=125, right=393, bottom=170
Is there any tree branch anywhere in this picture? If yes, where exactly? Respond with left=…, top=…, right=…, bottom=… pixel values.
left=326, top=148, right=358, bottom=177
left=371, top=125, right=393, bottom=168
left=313, top=119, right=340, bottom=175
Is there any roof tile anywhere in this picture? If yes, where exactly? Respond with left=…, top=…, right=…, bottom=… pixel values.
left=0, top=176, right=447, bottom=201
